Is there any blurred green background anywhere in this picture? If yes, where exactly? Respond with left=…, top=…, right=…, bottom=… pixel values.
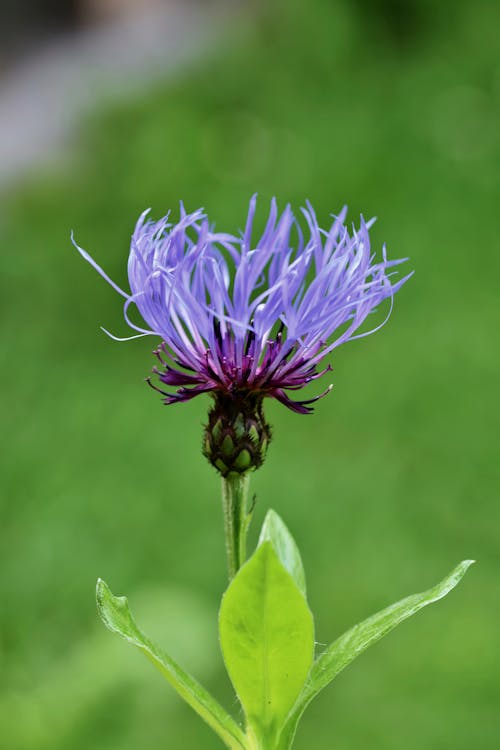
left=1, top=0, right=499, bottom=748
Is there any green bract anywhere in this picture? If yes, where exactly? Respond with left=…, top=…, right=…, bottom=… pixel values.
left=219, top=542, right=314, bottom=748
left=96, top=579, right=247, bottom=750
left=96, top=511, right=473, bottom=750
left=258, top=509, right=306, bottom=597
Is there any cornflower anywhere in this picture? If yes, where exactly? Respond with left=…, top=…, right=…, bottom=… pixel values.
left=73, top=196, right=410, bottom=474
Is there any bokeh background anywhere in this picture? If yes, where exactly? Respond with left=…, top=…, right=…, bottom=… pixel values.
left=1, top=0, right=499, bottom=748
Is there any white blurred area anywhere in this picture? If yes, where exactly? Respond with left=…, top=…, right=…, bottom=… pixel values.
left=0, top=0, right=245, bottom=189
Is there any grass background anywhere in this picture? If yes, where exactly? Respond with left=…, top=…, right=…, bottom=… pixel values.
left=1, top=0, right=499, bottom=747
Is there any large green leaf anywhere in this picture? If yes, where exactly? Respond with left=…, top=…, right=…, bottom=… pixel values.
left=277, top=560, right=474, bottom=749
left=96, top=579, right=247, bottom=750
left=219, top=542, right=314, bottom=746
left=258, top=509, right=306, bottom=596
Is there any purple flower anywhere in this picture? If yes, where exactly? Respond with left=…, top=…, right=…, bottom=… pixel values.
left=73, top=196, right=410, bottom=415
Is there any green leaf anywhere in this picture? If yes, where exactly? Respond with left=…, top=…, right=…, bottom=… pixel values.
left=258, top=509, right=307, bottom=596
left=277, top=560, right=474, bottom=749
left=96, top=579, right=247, bottom=750
left=219, top=542, right=314, bottom=746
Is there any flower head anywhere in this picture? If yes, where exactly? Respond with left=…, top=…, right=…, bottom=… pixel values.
left=74, top=196, right=410, bottom=414
left=73, top=196, right=410, bottom=474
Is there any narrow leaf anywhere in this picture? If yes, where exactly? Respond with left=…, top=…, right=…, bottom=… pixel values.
left=96, top=579, right=247, bottom=750
left=219, top=543, right=314, bottom=745
left=258, top=509, right=307, bottom=596
left=278, top=560, right=474, bottom=749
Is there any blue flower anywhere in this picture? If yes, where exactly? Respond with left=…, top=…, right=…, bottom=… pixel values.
left=73, top=196, right=410, bottom=414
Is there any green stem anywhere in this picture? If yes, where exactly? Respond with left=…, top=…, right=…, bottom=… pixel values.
left=245, top=727, right=282, bottom=750
left=221, top=472, right=252, bottom=580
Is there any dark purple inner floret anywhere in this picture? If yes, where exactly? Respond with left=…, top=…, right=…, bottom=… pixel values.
left=147, top=335, right=333, bottom=414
